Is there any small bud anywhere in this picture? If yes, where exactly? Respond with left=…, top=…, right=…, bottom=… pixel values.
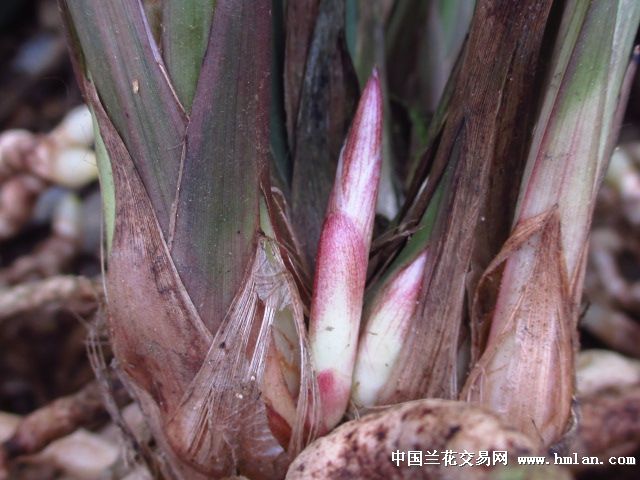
left=352, top=251, right=427, bottom=408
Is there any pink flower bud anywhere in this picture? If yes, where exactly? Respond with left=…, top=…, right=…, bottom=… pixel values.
left=352, top=250, right=428, bottom=408
left=309, top=70, right=383, bottom=432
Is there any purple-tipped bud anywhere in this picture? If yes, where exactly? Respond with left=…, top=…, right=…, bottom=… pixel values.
left=309, top=70, right=383, bottom=432
left=352, top=251, right=428, bottom=408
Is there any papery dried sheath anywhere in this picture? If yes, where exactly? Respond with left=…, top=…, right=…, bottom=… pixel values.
left=309, top=71, right=382, bottom=431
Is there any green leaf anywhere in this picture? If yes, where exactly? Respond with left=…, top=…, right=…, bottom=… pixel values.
left=62, top=1, right=307, bottom=475
left=385, top=0, right=429, bottom=107
left=63, top=0, right=187, bottom=235
left=270, top=0, right=292, bottom=188
left=462, top=0, right=640, bottom=449
left=283, top=0, right=320, bottom=151
left=162, top=0, right=216, bottom=111
left=516, top=0, right=639, bottom=278
left=142, top=0, right=163, bottom=45
left=351, top=0, right=389, bottom=87
left=170, top=0, right=272, bottom=334
left=419, top=0, right=475, bottom=111
left=90, top=110, right=115, bottom=253
left=386, top=0, right=473, bottom=114
left=349, top=0, right=399, bottom=219
left=600, top=0, right=640, bottom=176
left=345, top=0, right=358, bottom=62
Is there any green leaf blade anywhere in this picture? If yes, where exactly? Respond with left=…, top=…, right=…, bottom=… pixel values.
left=64, top=0, right=186, bottom=234
left=162, top=0, right=216, bottom=111
left=171, top=0, right=272, bottom=334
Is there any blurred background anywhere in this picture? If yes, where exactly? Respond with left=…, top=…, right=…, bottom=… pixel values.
left=0, top=0, right=99, bottom=411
